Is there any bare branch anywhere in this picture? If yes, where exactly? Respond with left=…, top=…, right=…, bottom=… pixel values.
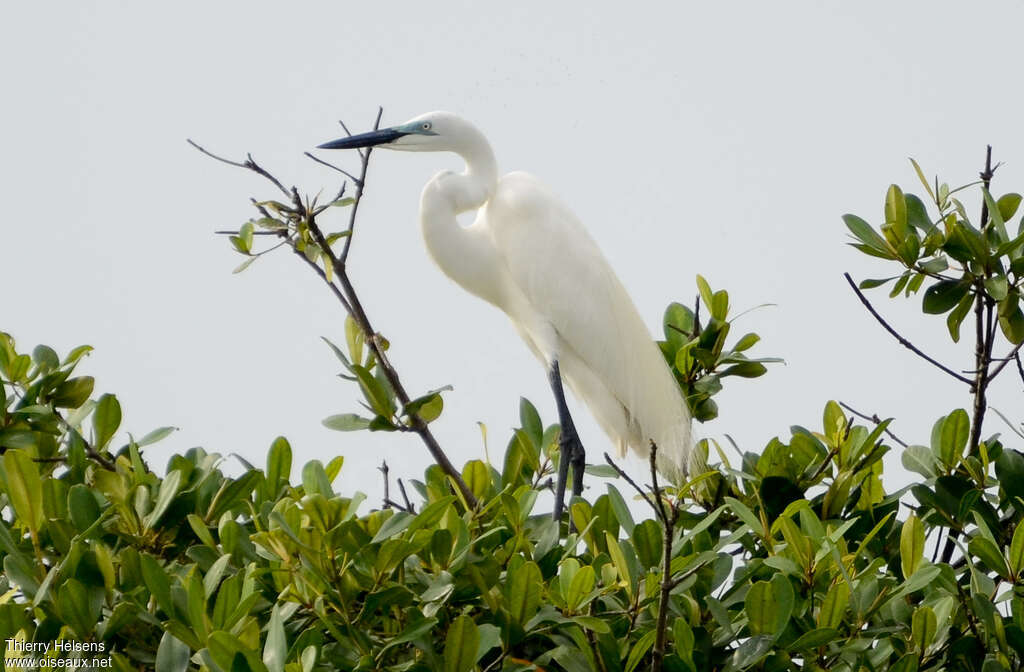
left=379, top=460, right=390, bottom=510
left=988, top=341, right=1024, bottom=383
left=339, top=109, right=384, bottom=266
left=843, top=272, right=973, bottom=386
left=838, top=401, right=909, bottom=448
left=304, top=151, right=361, bottom=185
left=603, top=452, right=659, bottom=515
left=186, top=139, right=292, bottom=199
left=397, top=478, right=416, bottom=514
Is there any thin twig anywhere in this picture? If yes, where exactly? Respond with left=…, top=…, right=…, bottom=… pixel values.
left=384, top=499, right=413, bottom=513
left=603, top=453, right=658, bottom=513
left=303, top=151, right=361, bottom=185
left=838, top=402, right=909, bottom=448
left=649, top=441, right=674, bottom=672
left=397, top=479, right=415, bottom=514
left=379, top=460, right=390, bottom=510
left=648, top=441, right=670, bottom=526
left=843, top=273, right=973, bottom=385
left=988, top=342, right=1024, bottom=383
left=339, top=107, right=383, bottom=266
left=186, top=139, right=291, bottom=199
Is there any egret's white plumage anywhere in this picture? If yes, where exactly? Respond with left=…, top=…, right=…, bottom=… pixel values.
left=319, top=111, right=695, bottom=505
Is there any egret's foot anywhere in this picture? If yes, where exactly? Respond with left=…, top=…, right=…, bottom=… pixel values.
left=551, top=427, right=586, bottom=529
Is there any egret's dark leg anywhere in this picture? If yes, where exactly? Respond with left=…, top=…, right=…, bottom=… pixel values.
left=549, top=361, right=585, bottom=522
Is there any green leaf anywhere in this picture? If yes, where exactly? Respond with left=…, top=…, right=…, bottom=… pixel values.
left=905, top=193, right=931, bottom=230
left=946, top=293, right=974, bottom=342
left=890, top=653, right=920, bottom=672
left=720, top=361, right=767, bottom=379
left=519, top=397, right=543, bottom=448
left=265, top=436, right=292, bottom=499
left=605, top=484, right=635, bottom=535
left=504, top=561, right=542, bottom=625
left=68, top=484, right=102, bottom=533
left=733, top=332, right=760, bottom=351
left=631, top=519, right=662, bottom=569
left=137, top=426, right=177, bottom=447
left=353, top=365, right=395, bottom=418
left=998, top=193, right=1022, bottom=222
left=938, top=409, right=969, bottom=471
left=902, top=445, right=938, bottom=479
left=790, top=627, right=839, bottom=650
left=144, top=469, right=182, bottom=530
left=732, top=635, right=774, bottom=669
left=404, top=392, right=444, bottom=423
left=93, top=393, right=121, bottom=449
left=565, top=565, right=596, bottom=613
left=909, top=158, right=936, bottom=202
left=156, top=632, right=190, bottom=672
left=725, top=496, right=763, bottom=537
left=745, top=581, right=777, bottom=637
left=1009, top=518, right=1024, bottom=577
left=3, top=450, right=43, bottom=535
left=624, top=629, right=657, bottom=672
left=443, top=615, right=479, bottom=672
left=263, top=603, right=287, bottom=672
left=900, top=514, right=924, bottom=579
left=969, top=536, right=1011, bottom=579
left=923, top=279, right=970, bottom=315
left=322, top=414, right=371, bottom=431
left=239, top=221, right=254, bottom=250
left=911, top=605, right=937, bottom=653
left=817, top=581, right=849, bottom=629
left=52, top=376, right=94, bottom=408
left=886, top=184, right=908, bottom=229
left=301, top=460, right=333, bottom=497
left=844, top=214, right=890, bottom=253
left=985, top=276, right=1009, bottom=301
left=999, top=304, right=1024, bottom=345
left=462, top=460, right=490, bottom=499
left=696, top=275, right=714, bottom=311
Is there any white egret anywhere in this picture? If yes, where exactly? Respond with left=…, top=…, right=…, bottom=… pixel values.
left=318, top=112, right=695, bottom=520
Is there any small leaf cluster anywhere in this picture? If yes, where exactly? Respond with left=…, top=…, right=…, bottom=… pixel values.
left=658, top=276, right=781, bottom=422
left=844, top=163, right=1024, bottom=344
left=322, top=317, right=450, bottom=433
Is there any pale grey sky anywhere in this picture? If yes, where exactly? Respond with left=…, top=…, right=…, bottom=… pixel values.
left=5, top=2, right=1024, bottom=498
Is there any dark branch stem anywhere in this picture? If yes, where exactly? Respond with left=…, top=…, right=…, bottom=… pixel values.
left=339, top=107, right=383, bottom=266
left=397, top=478, right=415, bottom=513
left=379, top=460, right=390, bottom=510
left=838, top=402, right=909, bottom=448
left=303, top=151, right=361, bottom=185
left=988, top=342, right=1024, bottom=383
left=945, top=146, right=997, bottom=566
left=843, top=273, right=973, bottom=385
left=186, top=140, right=291, bottom=199
left=649, top=442, right=675, bottom=672
left=603, top=453, right=658, bottom=514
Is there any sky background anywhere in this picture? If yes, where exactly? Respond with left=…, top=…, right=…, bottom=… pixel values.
left=5, top=2, right=1024, bottom=505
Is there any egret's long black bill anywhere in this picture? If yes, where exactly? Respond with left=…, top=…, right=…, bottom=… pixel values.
left=317, top=127, right=406, bottom=150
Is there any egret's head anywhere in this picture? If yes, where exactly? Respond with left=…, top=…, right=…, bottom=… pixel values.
left=317, top=111, right=475, bottom=154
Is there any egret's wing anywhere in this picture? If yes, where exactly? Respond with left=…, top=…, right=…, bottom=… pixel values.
left=487, top=172, right=693, bottom=477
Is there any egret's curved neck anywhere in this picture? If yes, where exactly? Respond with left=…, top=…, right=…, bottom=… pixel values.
left=419, top=132, right=504, bottom=306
